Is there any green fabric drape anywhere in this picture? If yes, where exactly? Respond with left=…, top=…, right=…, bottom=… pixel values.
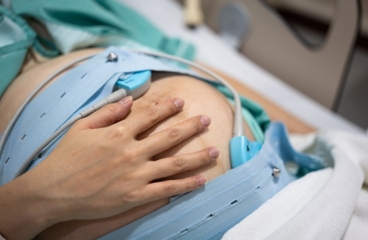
left=0, top=0, right=196, bottom=97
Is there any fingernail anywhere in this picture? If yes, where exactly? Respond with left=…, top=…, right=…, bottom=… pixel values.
left=200, top=115, right=211, bottom=126
left=197, top=176, right=207, bottom=186
left=209, top=147, right=219, bottom=159
left=120, top=96, right=133, bottom=105
left=174, top=98, right=184, bottom=109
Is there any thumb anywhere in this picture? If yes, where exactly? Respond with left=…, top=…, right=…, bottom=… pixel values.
left=75, top=96, right=133, bottom=130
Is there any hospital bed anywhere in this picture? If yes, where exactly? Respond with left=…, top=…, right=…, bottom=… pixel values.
left=117, top=1, right=368, bottom=240
left=1, top=0, right=366, bottom=239
left=121, top=0, right=364, bottom=135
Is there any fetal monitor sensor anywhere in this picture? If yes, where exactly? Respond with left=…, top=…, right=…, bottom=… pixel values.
left=0, top=49, right=262, bottom=181
left=115, top=71, right=151, bottom=99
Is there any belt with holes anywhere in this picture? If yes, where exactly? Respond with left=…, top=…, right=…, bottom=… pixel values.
left=100, top=123, right=325, bottom=240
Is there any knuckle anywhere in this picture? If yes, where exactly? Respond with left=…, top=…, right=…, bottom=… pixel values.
left=200, top=151, right=212, bottom=164
left=146, top=108, right=160, bottom=124
left=192, top=117, right=204, bottom=133
left=124, top=190, right=140, bottom=203
left=121, top=149, right=136, bottom=162
left=164, top=182, right=177, bottom=196
left=103, top=104, right=116, bottom=113
left=168, top=128, right=182, bottom=144
left=101, top=105, right=118, bottom=122
left=167, top=100, right=178, bottom=113
left=181, top=179, right=196, bottom=193
left=185, top=180, right=196, bottom=191
left=124, top=145, right=144, bottom=161
left=172, top=157, right=186, bottom=170
left=108, top=125, right=126, bottom=138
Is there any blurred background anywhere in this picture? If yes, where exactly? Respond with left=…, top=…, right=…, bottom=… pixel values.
left=264, top=0, right=368, bottom=130
left=183, top=0, right=368, bottom=130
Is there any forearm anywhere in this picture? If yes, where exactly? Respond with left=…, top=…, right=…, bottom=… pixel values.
left=36, top=199, right=169, bottom=240
left=0, top=173, right=59, bottom=240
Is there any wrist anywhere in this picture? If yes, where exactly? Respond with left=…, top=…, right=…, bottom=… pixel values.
left=0, top=172, right=59, bottom=239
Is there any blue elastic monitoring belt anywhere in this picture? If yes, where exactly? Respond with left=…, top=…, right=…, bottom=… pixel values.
left=101, top=123, right=321, bottom=240
left=0, top=47, right=326, bottom=239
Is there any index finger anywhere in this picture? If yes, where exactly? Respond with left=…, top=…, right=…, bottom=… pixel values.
left=74, top=96, right=133, bottom=130
left=118, top=98, right=185, bottom=136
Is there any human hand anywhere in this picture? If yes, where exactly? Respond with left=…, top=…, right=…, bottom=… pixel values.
left=21, top=96, right=218, bottom=226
